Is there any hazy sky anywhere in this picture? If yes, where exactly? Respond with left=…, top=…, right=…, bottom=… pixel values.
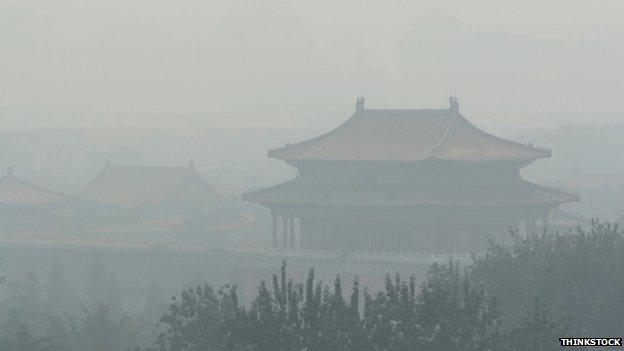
left=1, top=0, right=623, bottom=131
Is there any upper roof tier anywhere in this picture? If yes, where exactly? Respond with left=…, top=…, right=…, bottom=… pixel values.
left=269, top=98, right=550, bottom=163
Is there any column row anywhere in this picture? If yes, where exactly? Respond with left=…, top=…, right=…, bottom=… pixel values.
left=271, top=211, right=299, bottom=248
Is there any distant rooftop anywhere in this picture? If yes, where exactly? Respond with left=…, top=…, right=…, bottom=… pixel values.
left=268, top=97, right=550, bottom=163
left=79, top=161, right=221, bottom=210
left=0, top=168, right=65, bottom=205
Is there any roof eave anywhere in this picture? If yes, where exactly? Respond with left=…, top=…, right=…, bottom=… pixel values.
left=266, top=155, right=552, bottom=166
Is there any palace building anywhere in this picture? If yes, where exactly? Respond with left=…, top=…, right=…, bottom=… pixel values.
left=79, top=160, right=222, bottom=216
left=243, top=98, right=578, bottom=254
left=0, top=168, right=67, bottom=227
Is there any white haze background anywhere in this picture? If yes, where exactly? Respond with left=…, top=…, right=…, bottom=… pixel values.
left=1, top=0, right=622, bottom=130
left=0, top=0, right=623, bottom=218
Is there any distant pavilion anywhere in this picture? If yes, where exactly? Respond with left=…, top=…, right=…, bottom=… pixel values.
left=0, top=168, right=67, bottom=227
left=79, top=160, right=222, bottom=216
left=244, top=98, right=578, bottom=253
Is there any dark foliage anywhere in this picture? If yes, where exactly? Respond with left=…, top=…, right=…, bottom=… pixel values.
left=472, top=220, right=622, bottom=335
left=156, top=261, right=505, bottom=351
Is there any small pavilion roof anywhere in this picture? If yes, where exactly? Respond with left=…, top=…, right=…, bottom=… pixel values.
left=0, top=169, right=66, bottom=205
left=243, top=179, right=578, bottom=209
left=269, top=98, right=550, bottom=163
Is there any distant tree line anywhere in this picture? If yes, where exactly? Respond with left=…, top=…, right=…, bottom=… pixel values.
left=0, top=256, right=167, bottom=351
left=2, top=221, right=624, bottom=350
left=150, top=260, right=564, bottom=351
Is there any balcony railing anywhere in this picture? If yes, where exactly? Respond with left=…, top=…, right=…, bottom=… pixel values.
left=267, top=247, right=471, bottom=264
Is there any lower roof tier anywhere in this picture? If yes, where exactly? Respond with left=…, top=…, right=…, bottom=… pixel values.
left=243, top=179, right=578, bottom=209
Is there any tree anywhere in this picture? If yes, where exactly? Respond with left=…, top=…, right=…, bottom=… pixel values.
left=156, top=284, right=240, bottom=351
left=14, top=324, right=36, bottom=351
left=74, top=304, right=126, bottom=351
left=505, top=296, right=566, bottom=351
left=472, top=220, right=624, bottom=335
left=136, top=283, right=168, bottom=348
left=144, top=283, right=167, bottom=317
left=415, top=262, right=502, bottom=351
left=155, top=261, right=504, bottom=351
left=46, top=261, right=69, bottom=314
left=86, top=255, right=107, bottom=309
left=107, top=274, right=123, bottom=322
left=3, top=271, right=47, bottom=339
left=42, top=316, right=71, bottom=351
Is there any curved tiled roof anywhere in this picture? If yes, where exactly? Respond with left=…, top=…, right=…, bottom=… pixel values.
left=0, top=170, right=65, bottom=205
left=269, top=108, right=550, bottom=163
left=243, top=179, right=578, bottom=209
left=80, top=164, right=222, bottom=210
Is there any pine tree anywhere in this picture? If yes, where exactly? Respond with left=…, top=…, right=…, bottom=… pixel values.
left=86, top=255, right=107, bottom=309
left=76, top=304, right=125, bottom=351
left=14, top=324, right=35, bottom=351
left=9, top=271, right=46, bottom=336
left=144, top=282, right=166, bottom=316
left=136, top=282, right=167, bottom=348
left=107, top=273, right=123, bottom=322
left=46, top=261, right=69, bottom=314
left=42, top=316, right=71, bottom=351
left=23, top=270, right=42, bottom=309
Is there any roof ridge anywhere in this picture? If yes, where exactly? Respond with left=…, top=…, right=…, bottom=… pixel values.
left=106, top=165, right=193, bottom=169
left=268, top=112, right=360, bottom=158
left=364, top=108, right=451, bottom=112
left=429, top=112, right=458, bottom=158
left=457, top=115, right=551, bottom=156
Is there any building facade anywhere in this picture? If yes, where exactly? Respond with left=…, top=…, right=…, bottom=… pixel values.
left=244, top=98, right=578, bottom=254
